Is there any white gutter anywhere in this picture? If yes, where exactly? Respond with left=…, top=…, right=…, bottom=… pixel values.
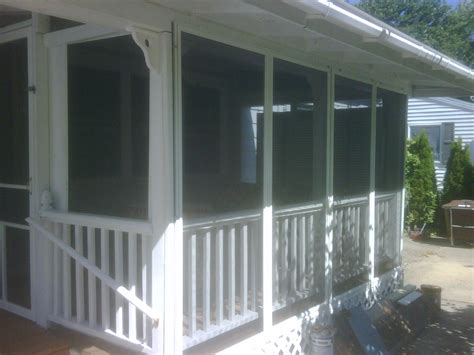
left=278, top=0, right=474, bottom=83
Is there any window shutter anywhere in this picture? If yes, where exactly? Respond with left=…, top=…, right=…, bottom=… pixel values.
left=441, top=123, right=454, bottom=165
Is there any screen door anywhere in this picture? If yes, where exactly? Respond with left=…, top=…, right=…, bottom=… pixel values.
left=0, top=38, right=31, bottom=312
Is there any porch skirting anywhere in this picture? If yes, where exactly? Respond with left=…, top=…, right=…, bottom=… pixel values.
left=217, top=267, right=403, bottom=354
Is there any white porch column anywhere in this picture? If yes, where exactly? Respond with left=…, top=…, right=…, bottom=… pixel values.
left=368, top=85, right=377, bottom=282
left=399, top=98, right=409, bottom=274
left=48, top=44, right=68, bottom=211
left=131, top=26, right=176, bottom=354
left=29, top=14, right=52, bottom=327
left=324, top=70, right=335, bottom=305
left=262, top=54, right=273, bottom=332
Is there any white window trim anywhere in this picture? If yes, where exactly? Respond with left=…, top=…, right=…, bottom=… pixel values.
left=408, top=123, right=442, bottom=163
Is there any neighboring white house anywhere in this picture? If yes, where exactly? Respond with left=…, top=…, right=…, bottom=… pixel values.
left=408, top=97, right=474, bottom=189
left=0, top=1, right=473, bottom=354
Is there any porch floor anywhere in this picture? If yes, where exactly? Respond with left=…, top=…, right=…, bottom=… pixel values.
left=0, top=309, right=130, bottom=355
left=0, top=309, right=69, bottom=355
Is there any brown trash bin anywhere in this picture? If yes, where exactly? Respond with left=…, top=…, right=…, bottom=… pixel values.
left=442, top=200, right=474, bottom=246
left=420, top=284, right=442, bottom=322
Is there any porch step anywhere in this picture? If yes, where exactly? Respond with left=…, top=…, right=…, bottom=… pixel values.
left=0, top=309, right=69, bottom=355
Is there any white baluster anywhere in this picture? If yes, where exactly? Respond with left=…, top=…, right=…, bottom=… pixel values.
left=187, top=234, right=196, bottom=336
left=128, top=233, right=137, bottom=341
left=273, top=219, right=279, bottom=303
left=298, top=215, right=305, bottom=292
left=115, top=231, right=124, bottom=335
left=100, top=228, right=110, bottom=330
left=62, top=224, right=71, bottom=319
left=228, top=226, right=236, bottom=320
left=281, top=218, right=289, bottom=300
left=215, top=228, right=224, bottom=325
left=308, top=213, right=315, bottom=293
left=87, top=227, right=96, bottom=326
left=240, top=224, right=248, bottom=315
left=53, top=223, right=62, bottom=316
left=202, top=231, right=211, bottom=331
left=75, top=225, right=84, bottom=323
left=290, top=216, right=297, bottom=296
left=250, top=222, right=257, bottom=311
left=142, top=235, right=151, bottom=341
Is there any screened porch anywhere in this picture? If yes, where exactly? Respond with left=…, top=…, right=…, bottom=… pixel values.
left=22, top=22, right=406, bottom=352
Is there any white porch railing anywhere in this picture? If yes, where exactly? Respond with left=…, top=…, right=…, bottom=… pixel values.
left=183, top=210, right=261, bottom=349
left=28, top=210, right=156, bottom=352
left=374, top=192, right=401, bottom=274
left=272, top=202, right=325, bottom=310
left=332, top=196, right=369, bottom=287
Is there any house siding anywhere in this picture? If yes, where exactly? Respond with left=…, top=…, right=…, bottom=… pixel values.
left=408, top=97, right=474, bottom=189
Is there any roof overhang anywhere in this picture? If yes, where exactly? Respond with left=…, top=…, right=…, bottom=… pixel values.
left=2, top=0, right=473, bottom=97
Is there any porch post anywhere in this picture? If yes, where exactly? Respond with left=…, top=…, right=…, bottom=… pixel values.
left=324, top=70, right=335, bottom=305
left=368, top=85, right=377, bottom=282
left=399, top=98, right=408, bottom=273
left=29, top=14, right=52, bottom=327
left=262, top=54, right=273, bottom=331
left=136, top=28, right=176, bottom=354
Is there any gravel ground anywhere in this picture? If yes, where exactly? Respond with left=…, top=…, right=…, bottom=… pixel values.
left=400, top=236, right=474, bottom=354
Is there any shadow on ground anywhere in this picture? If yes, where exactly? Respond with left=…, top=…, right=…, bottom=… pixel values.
left=411, top=235, right=474, bottom=249
left=399, top=302, right=474, bottom=354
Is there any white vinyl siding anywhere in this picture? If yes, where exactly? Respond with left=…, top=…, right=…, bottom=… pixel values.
left=408, top=98, right=474, bottom=189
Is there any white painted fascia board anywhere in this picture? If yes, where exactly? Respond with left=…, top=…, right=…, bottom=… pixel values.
left=246, top=0, right=474, bottom=86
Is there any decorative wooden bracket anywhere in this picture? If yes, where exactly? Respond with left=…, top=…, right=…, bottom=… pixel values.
left=127, top=25, right=163, bottom=72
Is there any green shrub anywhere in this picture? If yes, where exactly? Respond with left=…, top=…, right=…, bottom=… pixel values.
left=405, top=132, right=438, bottom=231
left=441, top=141, right=473, bottom=203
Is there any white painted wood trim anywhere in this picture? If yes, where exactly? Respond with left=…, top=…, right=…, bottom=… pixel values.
left=0, top=221, right=30, bottom=230
left=368, top=85, right=377, bottom=282
left=324, top=70, right=335, bottom=303
left=48, top=44, right=68, bottom=211
left=44, top=23, right=126, bottom=47
left=147, top=28, right=177, bottom=353
left=100, top=228, right=110, bottom=330
left=172, top=25, right=184, bottom=354
left=128, top=233, right=138, bottom=341
left=0, top=26, right=30, bottom=44
left=87, top=227, right=97, bottom=327
left=27, top=218, right=159, bottom=322
left=262, top=54, right=273, bottom=332
left=40, top=210, right=152, bottom=235
left=0, top=183, right=29, bottom=190
left=0, top=19, right=32, bottom=35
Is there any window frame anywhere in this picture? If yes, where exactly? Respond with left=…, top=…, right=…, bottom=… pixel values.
left=47, top=25, right=152, bottom=221
left=408, top=124, right=442, bottom=163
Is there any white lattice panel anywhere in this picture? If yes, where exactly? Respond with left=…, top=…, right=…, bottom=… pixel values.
left=218, top=267, right=403, bottom=355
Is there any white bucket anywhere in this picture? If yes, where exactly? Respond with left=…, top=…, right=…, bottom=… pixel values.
left=310, top=326, right=335, bottom=355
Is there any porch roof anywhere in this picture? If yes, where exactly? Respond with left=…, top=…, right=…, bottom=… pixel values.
left=3, top=0, right=474, bottom=96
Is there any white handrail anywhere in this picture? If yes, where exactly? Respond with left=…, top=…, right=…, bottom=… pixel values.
left=184, top=209, right=261, bottom=230
left=333, top=195, right=368, bottom=207
left=27, top=217, right=159, bottom=326
left=40, top=209, right=152, bottom=236
left=375, top=192, right=398, bottom=201
left=274, top=202, right=323, bottom=217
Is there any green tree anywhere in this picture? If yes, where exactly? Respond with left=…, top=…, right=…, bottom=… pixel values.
left=405, top=132, right=438, bottom=230
left=357, top=0, right=474, bottom=67
left=441, top=140, right=474, bottom=204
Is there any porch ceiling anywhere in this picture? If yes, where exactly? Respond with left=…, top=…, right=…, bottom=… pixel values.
left=2, top=0, right=473, bottom=96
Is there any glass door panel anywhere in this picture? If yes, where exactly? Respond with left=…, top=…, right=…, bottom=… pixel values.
left=0, top=37, right=31, bottom=310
